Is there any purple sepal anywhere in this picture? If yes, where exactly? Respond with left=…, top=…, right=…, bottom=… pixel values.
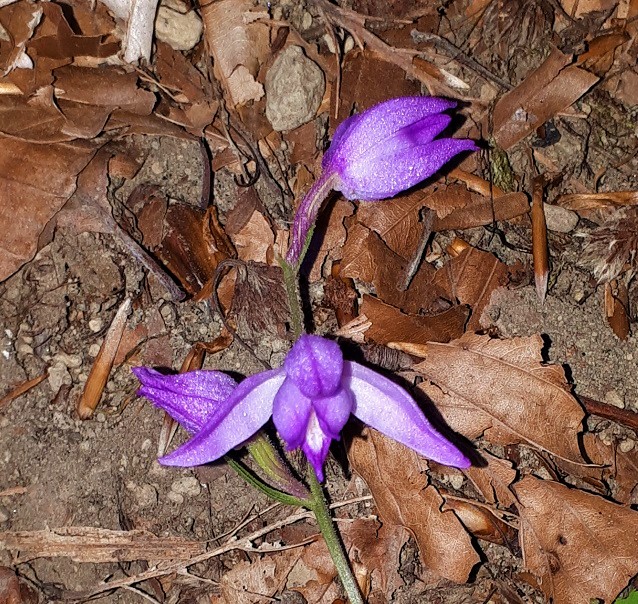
left=158, top=370, right=285, bottom=467
left=132, top=367, right=237, bottom=434
left=345, top=361, right=471, bottom=469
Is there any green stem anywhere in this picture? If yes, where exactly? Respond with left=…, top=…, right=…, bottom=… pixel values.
left=281, top=257, right=306, bottom=340
left=307, top=463, right=364, bottom=604
left=225, top=456, right=310, bottom=508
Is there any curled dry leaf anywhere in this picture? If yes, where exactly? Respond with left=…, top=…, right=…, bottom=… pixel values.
left=514, top=475, right=638, bottom=604
left=413, top=333, right=585, bottom=463
left=558, top=191, right=638, bottom=211
left=464, top=450, right=517, bottom=508
left=361, top=295, right=468, bottom=347
left=432, top=245, right=509, bottom=332
left=340, top=224, right=452, bottom=315
left=492, top=47, right=599, bottom=150
left=554, top=433, right=638, bottom=506
left=0, top=137, right=99, bottom=280
left=357, top=183, right=529, bottom=258
left=201, top=0, right=269, bottom=107
left=441, top=496, right=517, bottom=547
left=347, top=428, right=480, bottom=583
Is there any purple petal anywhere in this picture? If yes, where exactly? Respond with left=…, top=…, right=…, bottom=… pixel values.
left=312, top=388, right=353, bottom=440
left=133, top=367, right=237, bottom=434
left=159, top=370, right=285, bottom=467
left=301, top=411, right=332, bottom=482
left=284, top=335, right=343, bottom=398
left=365, top=114, right=452, bottom=160
left=326, top=97, right=458, bottom=170
left=345, top=362, right=471, bottom=468
left=322, top=112, right=363, bottom=170
left=337, top=138, right=478, bottom=200
left=272, top=378, right=312, bottom=450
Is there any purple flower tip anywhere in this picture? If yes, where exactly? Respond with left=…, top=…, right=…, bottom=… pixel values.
left=134, top=335, right=470, bottom=480
left=286, top=96, right=476, bottom=264
left=325, top=96, right=476, bottom=200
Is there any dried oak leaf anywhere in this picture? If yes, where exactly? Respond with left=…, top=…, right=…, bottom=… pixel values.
left=554, top=433, right=638, bottom=506
left=464, top=450, right=517, bottom=508
left=361, top=295, right=468, bottom=346
left=0, top=137, right=99, bottom=281
left=347, top=428, right=480, bottom=583
left=341, top=224, right=452, bottom=315
left=433, top=246, right=509, bottom=332
left=357, top=184, right=529, bottom=257
left=413, top=333, right=585, bottom=463
left=514, top=475, right=638, bottom=604
left=201, top=0, right=269, bottom=107
left=492, top=47, right=599, bottom=150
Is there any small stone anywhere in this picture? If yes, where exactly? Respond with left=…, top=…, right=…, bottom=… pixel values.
left=141, top=438, right=153, bottom=451
left=171, top=476, right=201, bottom=498
left=54, top=352, right=83, bottom=368
left=155, top=4, right=203, bottom=51
left=572, top=289, right=586, bottom=303
left=619, top=438, right=635, bottom=453
left=604, top=389, right=625, bottom=409
left=447, top=473, right=465, bottom=490
left=266, top=45, right=325, bottom=132
left=47, top=361, right=72, bottom=393
left=0, top=505, right=9, bottom=523
left=167, top=491, right=184, bottom=505
left=17, top=344, right=33, bottom=356
left=88, top=318, right=103, bottom=333
left=543, top=204, right=579, bottom=233
left=301, top=11, right=312, bottom=30
left=88, top=343, right=101, bottom=358
left=132, top=483, right=158, bottom=508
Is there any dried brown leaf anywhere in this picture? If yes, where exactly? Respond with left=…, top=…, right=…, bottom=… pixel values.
left=433, top=246, right=509, bottom=332
left=0, top=137, right=99, bottom=280
left=347, top=428, right=480, bottom=583
left=0, top=566, right=37, bottom=604
left=514, top=475, right=638, bottom=604
left=201, top=0, right=269, bottom=107
left=441, top=496, right=517, bottom=546
left=361, top=295, right=468, bottom=346
left=335, top=48, right=421, bottom=125
left=492, top=47, right=599, bottom=150
left=307, top=199, right=355, bottom=282
left=413, top=333, right=585, bottom=462
left=555, top=433, right=638, bottom=506
left=341, top=224, right=452, bottom=315
left=558, top=191, right=638, bottom=211
left=357, top=184, right=530, bottom=257
left=229, top=209, right=275, bottom=264
left=432, top=191, right=530, bottom=230
left=464, top=451, right=517, bottom=508
left=0, top=526, right=205, bottom=564
left=347, top=519, right=408, bottom=599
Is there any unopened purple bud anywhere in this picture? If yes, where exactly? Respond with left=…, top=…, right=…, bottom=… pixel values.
left=286, top=96, right=477, bottom=265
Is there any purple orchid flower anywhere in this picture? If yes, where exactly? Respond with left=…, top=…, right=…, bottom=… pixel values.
left=287, top=96, right=477, bottom=264
left=134, top=335, right=470, bottom=481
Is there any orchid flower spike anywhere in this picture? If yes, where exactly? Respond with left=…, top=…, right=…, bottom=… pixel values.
left=134, top=335, right=470, bottom=481
left=287, top=96, right=477, bottom=264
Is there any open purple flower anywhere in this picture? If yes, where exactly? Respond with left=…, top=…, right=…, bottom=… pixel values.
left=287, top=96, right=477, bottom=264
left=134, top=335, right=470, bottom=481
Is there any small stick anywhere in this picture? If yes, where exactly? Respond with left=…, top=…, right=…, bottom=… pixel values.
left=578, top=394, right=638, bottom=432
left=77, top=298, right=132, bottom=420
left=0, top=372, right=47, bottom=408
left=531, top=178, right=549, bottom=303
left=398, top=207, right=434, bottom=291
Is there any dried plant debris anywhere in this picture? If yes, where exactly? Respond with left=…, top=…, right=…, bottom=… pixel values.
left=581, top=207, right=638, bottom=283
